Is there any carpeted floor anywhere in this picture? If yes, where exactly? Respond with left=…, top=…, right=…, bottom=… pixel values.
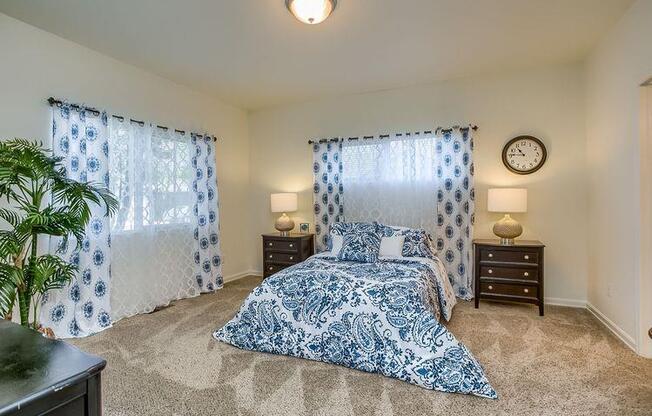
left=71, top=276, right=652, bottom=416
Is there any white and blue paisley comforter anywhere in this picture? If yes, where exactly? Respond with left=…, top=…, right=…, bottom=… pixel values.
left=213, top=254, right=497, bottom=399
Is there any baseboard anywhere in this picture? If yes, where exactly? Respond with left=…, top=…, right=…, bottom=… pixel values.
left=223, top=270, right=262, bottom=283
left=586, top=302, right=637, bottom=352
left=545, top=297, right=586, bottom=308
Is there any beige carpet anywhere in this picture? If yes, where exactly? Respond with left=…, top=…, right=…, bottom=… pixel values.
left=71, top=276, right=652, bottom=415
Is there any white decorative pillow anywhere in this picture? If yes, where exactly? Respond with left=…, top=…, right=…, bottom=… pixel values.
left=330, top=234, right=344, bottom=255
left=379, top=235, right=405, bottom=257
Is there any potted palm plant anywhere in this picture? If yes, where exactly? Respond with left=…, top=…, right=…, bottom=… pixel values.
left=0, top=139, right=117, bottom=332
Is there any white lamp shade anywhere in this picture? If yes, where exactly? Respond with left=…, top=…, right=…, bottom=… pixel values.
left=487, top=188, right=527, bottom=213
left=270, top=193, right=298, bottom=213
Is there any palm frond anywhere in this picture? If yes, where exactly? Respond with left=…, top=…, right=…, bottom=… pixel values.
left=27, top=254, right=77, bottom=296
left=0, top=208, right=24, bottom=228
left=0, top=263, right=23, bottom=317
left=0, top=230, right=29, bottom=261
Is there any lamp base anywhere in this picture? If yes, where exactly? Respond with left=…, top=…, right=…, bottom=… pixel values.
left=493, top=214, right=523, bottom=245
left=275, top=213, right=295, bottom=235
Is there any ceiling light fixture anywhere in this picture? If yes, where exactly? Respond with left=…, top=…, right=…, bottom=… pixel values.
left=285, top=0, right=337, bottom=25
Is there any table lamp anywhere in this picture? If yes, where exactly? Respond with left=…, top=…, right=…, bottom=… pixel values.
left=271, top=193, right=297, bottom=236
left=488, top=188, right=527, bottom=245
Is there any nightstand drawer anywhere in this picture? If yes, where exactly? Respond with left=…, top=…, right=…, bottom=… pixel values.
left=264, top=239, right=299, bottom=252
left=264, top=262, right=291, bottom=276
left=480, top=265, right=538, bottom=281
left=480, top=249, right=538, bottom=264
left=265, top=252, right=299, bottom=263
left=480, top=281, right=538, bottom=299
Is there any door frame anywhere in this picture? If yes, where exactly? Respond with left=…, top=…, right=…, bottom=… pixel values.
left=639, top=78, right=652, bottom=358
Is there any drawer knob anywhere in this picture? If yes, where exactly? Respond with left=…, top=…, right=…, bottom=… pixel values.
left=268, top=266, right=273, bottom=271
left=268, top=242, right=273, bottom=246
left=524, top=255, right=529, bottom=260
left=269, top=254, right=273, bottom=259
left=523, top=288, right=529, bottom=293
left=488, top=269, right=493, bottom=274
left=488, top=285, right=493, bottom=290
left=488, top=253, right=493, bottom=258
left=289, top=256, right=294, bottom=260
left=524, top=272, right=529, bottom=277
left=289, top=243, right=294, bottom=248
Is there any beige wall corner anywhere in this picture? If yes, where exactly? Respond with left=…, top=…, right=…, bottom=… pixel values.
left=585, top=0, right=652, bottom=356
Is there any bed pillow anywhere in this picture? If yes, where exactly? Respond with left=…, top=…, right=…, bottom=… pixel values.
left=330, top=234, right=344, bottom=255
left=337, top=230, right=381, bottom=263
left=329, top=221, right=377, bottom=254
left=330, top=221, right=377, bottom=236
left=401, top=228, right=436, bottom=258
left=376, top=223, right=410, bottom=237
left=376, top=223, right=436, bottom=258
left=379, top=235, right=405, bottom=257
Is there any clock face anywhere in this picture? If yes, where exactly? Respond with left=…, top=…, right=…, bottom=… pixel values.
left=502, top=136, right=547, bottom=174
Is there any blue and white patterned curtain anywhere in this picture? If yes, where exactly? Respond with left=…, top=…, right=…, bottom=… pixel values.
left=312, top=140, right=344, bottom=252
left=41, top=104, right=113, bottom=337
left=192, top=134, right=222, bottom=292
left=434, top=128, right=475, bottom=300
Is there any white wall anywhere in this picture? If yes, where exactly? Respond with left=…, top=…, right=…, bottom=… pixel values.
left=585, top=0, right=652, bottom=356
left=0, top=13, right=253, bottom=279
left=248, top=64, right=589, bottom=305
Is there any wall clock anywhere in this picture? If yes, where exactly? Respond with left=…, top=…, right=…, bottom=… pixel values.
left=502, top=135, right=547, bottom=174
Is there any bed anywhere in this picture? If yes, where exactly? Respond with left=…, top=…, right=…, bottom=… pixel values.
left=213, top=248, right=497, bottom=399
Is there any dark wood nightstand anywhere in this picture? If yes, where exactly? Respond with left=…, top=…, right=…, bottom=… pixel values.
left=474, top=239, right=545, bottom=316
left=262, top=233, right=314, bottom=278
left=0, top=320, right=105, bottom=416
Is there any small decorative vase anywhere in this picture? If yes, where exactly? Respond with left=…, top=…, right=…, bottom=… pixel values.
left=275, top=213, right=295, bottom=236
left=493, top=214, right=523, bottom=245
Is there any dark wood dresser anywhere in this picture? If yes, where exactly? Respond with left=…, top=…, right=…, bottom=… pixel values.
left=0, top=321, right=105, bottom=416
left=473, top=239, right=545, bottom=316
left=262, top=233, right=314, bottom=278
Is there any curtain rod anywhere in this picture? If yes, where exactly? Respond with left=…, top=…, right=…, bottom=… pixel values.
left=47, top=97, right=218, bottom=142
left=307, top=124, right=478, bottom=144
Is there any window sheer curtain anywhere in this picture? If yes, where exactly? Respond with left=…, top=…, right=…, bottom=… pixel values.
left=337, top=129, right=475, bottom=299
left=109, top=120, right=199, bottom=321
left=342, top=134, right=438, bottom=236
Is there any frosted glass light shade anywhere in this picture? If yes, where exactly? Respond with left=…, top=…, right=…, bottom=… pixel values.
left=488, top=188, right=527, bottom=213
left=271, top=193, right=298, bottom=213
left=286, top=0, right=336, bottom=25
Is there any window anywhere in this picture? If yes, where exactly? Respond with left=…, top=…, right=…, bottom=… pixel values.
left=110, top=123, right=194, bottom=232
left=342, top=134, right=438, bottom=233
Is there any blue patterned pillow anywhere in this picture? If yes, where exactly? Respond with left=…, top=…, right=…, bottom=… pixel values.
left=330, top=221, right=377, bottom=235
left=329, top=222, right=377, bottom=250
left=376, top=223, right=410, bottom=237
left=337, top=230, right=381, bottom=263
left=401, top=229, right=436, bottom=258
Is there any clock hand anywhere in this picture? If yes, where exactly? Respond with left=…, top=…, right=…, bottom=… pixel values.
left=517, top=148, right=525, bottom=155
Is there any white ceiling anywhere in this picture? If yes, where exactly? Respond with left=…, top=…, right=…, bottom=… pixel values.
left=0, top=0, right=634, bottom=110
